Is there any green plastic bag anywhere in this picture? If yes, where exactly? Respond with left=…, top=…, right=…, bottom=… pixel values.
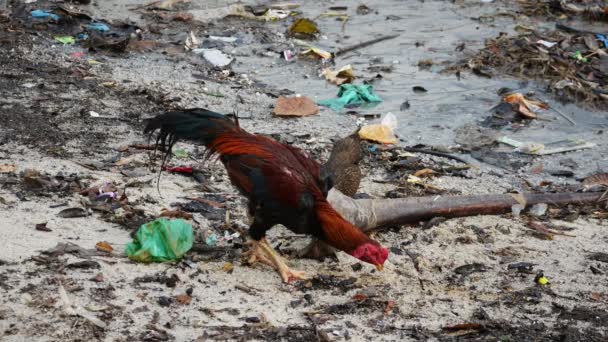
left=126, top=218, right=193, bottom=263
left=317, top=84, right=382, bottom=111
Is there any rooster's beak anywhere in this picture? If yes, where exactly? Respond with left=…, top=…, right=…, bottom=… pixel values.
left=376, top=264, right=384, bottom=271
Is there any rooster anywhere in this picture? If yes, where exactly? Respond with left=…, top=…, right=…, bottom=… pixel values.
left=145, top=108, right=388, bottom=282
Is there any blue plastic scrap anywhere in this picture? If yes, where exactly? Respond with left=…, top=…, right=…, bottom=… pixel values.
left=86, top=22, right=110, bottom=32
left=596, top=34, right=608, bottom=48
left=31, top=9, right=60, bottom=21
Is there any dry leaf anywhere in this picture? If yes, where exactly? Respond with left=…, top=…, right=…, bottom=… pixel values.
left=321, top=65, right=355, bottom=85
left=159, top=209, right=193, bottom=220
left=222, top=262, right=234, bottom=273
left=175, top=294, right=192, bottom=305
left=413, top=168, right=435, bottom=178
left=95, top=241, right=113, bottom=253
left=0, top=164, right=16, bottom=173
left=288, top=18, right=319, bottom=38
left=301, top=47, right=332, bottom=59
left=273, top=96, right=319, bottom=116
left=503, top=93, right=549, bottom=119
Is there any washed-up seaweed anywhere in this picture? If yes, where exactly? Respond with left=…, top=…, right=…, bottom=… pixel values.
left=446, top=28, right=608, bottom=108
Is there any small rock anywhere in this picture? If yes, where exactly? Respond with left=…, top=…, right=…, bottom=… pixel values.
left=90, top=273, right=104, bottom=282
left=158, top=296, right=173, bottom=307
left=528, top=203, right=548, bottom=217
left=35, top=222, right=52, bottom=232
left=245, top=316, right=261, bottom=323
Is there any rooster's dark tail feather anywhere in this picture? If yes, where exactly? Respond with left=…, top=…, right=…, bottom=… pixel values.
left=144, top=108, right=240, bottom=171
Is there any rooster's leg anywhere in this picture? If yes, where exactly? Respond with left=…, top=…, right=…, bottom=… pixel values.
left=246, top=238, right=307, bottom=283
left=258, top=238, right=307, bottom=283
left=244, top=239, right=274, bottom=267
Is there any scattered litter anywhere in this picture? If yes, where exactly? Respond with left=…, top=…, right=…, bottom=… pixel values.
left=283, top=49, right=294, bottom=61
left=86, top=23, right=110, bottom=32
left=31, top=9, right=59, bottom=21
left=288, top=18, right=319, bottom=39
left=358, top=112, right=397, bottom=144
left=596, top=34, right=608, bottom=48
left=185, top=31, right=200, bottom=50
left=40, top=242, right=98, bottom=258
left=54, top=36, right=76, bottom=45
left=528, top=203, right=548, bottom=217
left=57, top=284, right=107, bottom=329
left=570, top=50, right=588, bottom=63
left=208, top=35, right=238, bottom=43
left=172, top=148, right=189, bottom=158
left=0, top=164, right=16, bottom=173
left=502, top=93, right=548, bottom=119
left=511, top=204, right=524, bottom=217
left=300, top=46, right=332, bottom=60
left=193, top=48, right=233, bottom=67
left=536, top=39, right=557, bottom=48
left=126, top=218, right=193, bottom=263
left=535, top=272, right=549, bottom=286
left=318, top=84, right=382, bottom=111
left=205, top=234, right=218, bottom=246
left=497, top=136, right=595, bottom=155
left=164, top=166, right=194, bottom=174
left=321, top=65, right=355, bottom=85
left=263, top=9, right=291, bottom=20
left=273, top=96, right=319, bottom=116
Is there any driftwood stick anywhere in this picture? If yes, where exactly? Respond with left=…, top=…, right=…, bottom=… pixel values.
left=327, top=189, right=603, bottom=232
left=334, top=34, right=399, bottom=57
